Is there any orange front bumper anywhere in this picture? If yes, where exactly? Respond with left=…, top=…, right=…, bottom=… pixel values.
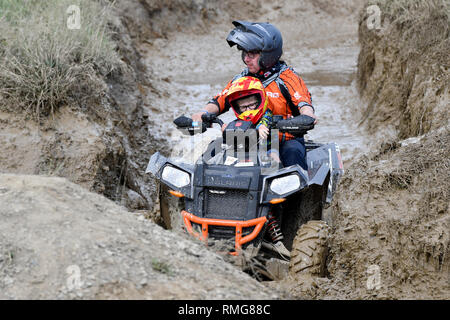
left=181, top=210, right=267, bottom=253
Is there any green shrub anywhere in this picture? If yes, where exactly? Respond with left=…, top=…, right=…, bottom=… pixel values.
left=0, top=0, right=123, bottom=118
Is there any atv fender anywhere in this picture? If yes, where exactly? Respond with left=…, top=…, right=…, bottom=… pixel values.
left=308, top=163, right=329, bottom=186
left=307, top=143, right=344, bottom=204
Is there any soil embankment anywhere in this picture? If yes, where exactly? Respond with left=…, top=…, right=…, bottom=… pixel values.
left=310, top=0, right=449, bottom=299
left=0, top=174, right=281, bottom=299
left=0, top=0, right=157, bottom=213
left=317, top=128, right=449, bottom=299
left=357, top=0, right=449, bottom=139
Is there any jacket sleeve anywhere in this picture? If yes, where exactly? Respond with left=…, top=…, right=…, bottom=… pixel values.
left=207, top=80, right=233, bottom=114
left=256, top=109, right=273, bottom=129
left=279, top=69, right=314, bottom=112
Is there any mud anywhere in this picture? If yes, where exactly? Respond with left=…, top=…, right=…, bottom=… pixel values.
left=141, top=0, right=449, bottom=300
left=0, top=174, right=284, bottom=299
left=357, top=0, right=449, bottom=139
left=316, top=127, right=450, bottom=299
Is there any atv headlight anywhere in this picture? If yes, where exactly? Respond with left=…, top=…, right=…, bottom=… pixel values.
left=270, top=174, right=301, bottom=195
left=161, top=165, right=190, bottom=188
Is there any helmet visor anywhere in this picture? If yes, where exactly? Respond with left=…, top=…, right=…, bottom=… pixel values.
left=226, top=28, right=264, bottom=52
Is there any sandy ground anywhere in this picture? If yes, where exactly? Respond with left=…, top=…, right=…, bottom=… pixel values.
left=0, top=174, right=285, bottom=299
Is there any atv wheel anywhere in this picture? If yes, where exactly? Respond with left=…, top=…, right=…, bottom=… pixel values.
left=159, top=183, right=184, bottom=233
left=289, top=220, right=329, bottom=277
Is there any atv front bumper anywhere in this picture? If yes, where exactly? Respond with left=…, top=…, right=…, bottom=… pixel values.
left=181, top=210, right=267, bottom=253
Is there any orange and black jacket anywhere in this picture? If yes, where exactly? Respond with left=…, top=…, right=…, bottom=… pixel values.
left=208, top=61, right=313, bottom=141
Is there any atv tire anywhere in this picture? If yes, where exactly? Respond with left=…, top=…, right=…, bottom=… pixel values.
left=159, top=183, right=184, bottom=233
left=282, top=176, right=329, bottom=251
left=289, top=220, right=329, bottom=277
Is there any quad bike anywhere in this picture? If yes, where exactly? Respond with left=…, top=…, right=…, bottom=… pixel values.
left=146, top=113, right=344, bottom=280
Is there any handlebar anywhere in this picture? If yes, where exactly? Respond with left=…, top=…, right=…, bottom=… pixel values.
left=174, top=114, right=314, bottom=137
left=173, top=113, right=224, bottom=136
left=201, top=113, right=224, bottom=127
left=271, top=114, right=315, bottom=136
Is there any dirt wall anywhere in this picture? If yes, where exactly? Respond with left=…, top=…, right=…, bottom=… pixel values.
left=357, top=0, right=449, bottom=139
left=308, top=0, right=450, bottom=299
left=318, top=127, right=450, bottom=299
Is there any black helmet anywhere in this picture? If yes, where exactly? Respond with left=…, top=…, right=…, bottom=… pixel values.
left=226, top=20, right=283, bottom=70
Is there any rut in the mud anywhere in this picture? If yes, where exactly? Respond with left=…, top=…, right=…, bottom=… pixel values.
left=142, top=0, right=449, bottom=299
left=142, top=0, right=367, bottom=290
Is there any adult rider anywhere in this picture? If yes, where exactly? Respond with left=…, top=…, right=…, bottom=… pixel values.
left=191, top=21, right=317, bottom=259
left=192, top=20, right=316, bottom=171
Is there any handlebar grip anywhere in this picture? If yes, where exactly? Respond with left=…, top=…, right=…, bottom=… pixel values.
left=201, top=113, right=216, bottom=123
left=201, top=113, right=224, bottom=127
left=174, top=115, right=207, bottom=135
left=275, top=115, right=315, bottom=136
left=174, top=114, right=224, bottom=136
left=173, top=116, right=193, bottom=128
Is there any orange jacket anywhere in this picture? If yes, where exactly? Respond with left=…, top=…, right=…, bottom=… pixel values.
left=209, top=62, right=313, bottom=141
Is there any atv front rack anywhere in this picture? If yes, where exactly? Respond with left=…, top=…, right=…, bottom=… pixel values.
left=181, top=210, right=267, bottom=254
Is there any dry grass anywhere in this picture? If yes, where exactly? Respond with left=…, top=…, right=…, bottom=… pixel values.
left=0, top=0, right=123, bottom=118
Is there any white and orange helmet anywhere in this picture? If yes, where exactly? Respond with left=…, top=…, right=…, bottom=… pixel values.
left=225, top=76, right=269, bottom=125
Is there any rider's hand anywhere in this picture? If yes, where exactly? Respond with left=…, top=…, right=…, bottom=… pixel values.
left=221, top=123, right=227, bottom=132
left=258, top=124, right=269, bottom=140
left=300, top=105, right=318, bottom=124
left=192, top=104, right=220, bottom=122
left=270, top=152, right=281, bottom=163
left=192, top=112, right=206, bottom=122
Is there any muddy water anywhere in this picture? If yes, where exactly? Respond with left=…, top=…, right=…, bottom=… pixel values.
left=304, top=75, right=371, bottom=164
